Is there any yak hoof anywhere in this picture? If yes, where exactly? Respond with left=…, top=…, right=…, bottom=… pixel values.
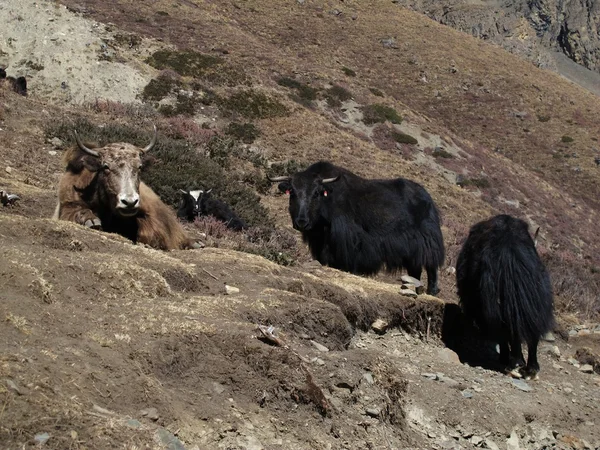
left=519, top=366, right=540, bottom=381
left=507, top=368, right=523, bottom=379
left=84, top=218, right=102, bottom=229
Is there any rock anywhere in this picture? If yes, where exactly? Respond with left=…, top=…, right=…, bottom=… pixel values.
left=154, top=428, right=186, bottom=450
left=542, top=331, right=556, bottom=342
left=224, top=284, right=239, bottom=295
left=438, top=348, right=461, bottom=364
left=439, top=375, right=460, bottom=388
left=567, top=357, right=580, bottom=367
left=371, top=318, right=389, bottom=334
left=362, top=372, right=374, bottom=384
left=310, top=340, right=329, bottom=352
left=49, top=137, right=63, bottom=148
left=512, top=379, right=533, bottom=392
left=212, top=382, right=226, bottom=394
left=547, top=345, right=561, bottom=358
left=422, top=372, right=438, bottom=380
left=461, top=389, right=474, bottom=399
left=485, top=438, right=500, bottom=450
left=445, top=266, right=456, bottom=275
left=5, top=166, right=12, bottom=174
left=140, top=407, right=159, bottom=421
left=5, top=379, right=25, bottom=395
left=126, top=419, right=142, bottom=428
left=569, top=329, right=578, bottom=336
left=365, top=407, right=381, bottom=418
left=48, top=150, right=57, bottom=156
left=564, top=387, right=573, bottom=394
left=401, top=274, right=423, bottom=287
left=399, top=288, right=418, bottom=298
left=34, top=432, right=50, bottom=445
left=579, top=364, right=594, bottom=373
left=578, top=329, right=591, bottom=336
left=401, top=283, right=416, bottom=291
left=506, top=431, right=521, bottom=450
left=471, top=435, right=484, bottom=445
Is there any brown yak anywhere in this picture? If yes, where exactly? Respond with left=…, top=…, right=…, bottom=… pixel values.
left=53, top=125, right=192, bottom=250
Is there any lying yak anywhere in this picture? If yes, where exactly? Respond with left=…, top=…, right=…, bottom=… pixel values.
left=269, top=161, right=445, bottom=295
left=456, top=214, right=554, bottom=379
left=177, top=189, right=247, bottom=231
left=0, top=68, right=27, bottom=96
left=53, top=126, right=192, bottom=250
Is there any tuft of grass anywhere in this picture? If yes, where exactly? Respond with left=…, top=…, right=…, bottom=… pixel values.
left=267, top=159, right=308, bottom=178
left=225, top=122, right=261, bottom=144
left=537, top=114, right=550, bottom=122
left=391, top=131, right=418, bottom=145
left=325, top=85, right=352, bottom=108
left=145, top=49, right=223, bottom=77
left=456, top=176, right=490, bottom=189
left=432, top=147, right=454, bottom=158
left=561, top=135, right=574, bottom=143
left=341, top=66, right=356, bottom=77
left=141, top=74, right=182, bottom=102
left=276, top=77, right=319, bottom=106
left=362, top=104, right=402, bottom=125
left=217, top=90, right=289, bottom=119
left=369, top=87, right=385, bottom=97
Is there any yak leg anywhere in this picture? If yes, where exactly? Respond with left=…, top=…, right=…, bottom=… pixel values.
left=499, top=339, right=510, bottom=366
left=520, top=338, right=540, bottom=380
left=58, top=202, right=102, bottom=229
left=406, top=263, right=422, bottom=282
left=506, top=336, right=526, bottom=378
left=425, top=266, right=440, bottom=296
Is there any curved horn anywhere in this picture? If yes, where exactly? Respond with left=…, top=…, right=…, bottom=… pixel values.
left=142, top=124, right=158, bottom=153
left=321, top=175, right=339, bottom=184
left=267, top=175, right=292, bottom=182
left=73, top=130, right=99, bottom=157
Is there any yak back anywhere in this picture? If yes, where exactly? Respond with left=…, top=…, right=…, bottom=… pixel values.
left=456, top=214, right=554, bottom=344
left=200, top=195, right=248, bottom=231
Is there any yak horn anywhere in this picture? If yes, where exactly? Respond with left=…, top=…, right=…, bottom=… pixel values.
left=321, top=175, right=339, bottom=184
left=73, top=130, right=99, bottom=157
left=142, top=124, right=158, bottom=153
left=267, top=175, right=292, bottom=182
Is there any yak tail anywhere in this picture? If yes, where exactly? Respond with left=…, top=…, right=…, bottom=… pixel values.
left=482, top=245, right=554, bottom=344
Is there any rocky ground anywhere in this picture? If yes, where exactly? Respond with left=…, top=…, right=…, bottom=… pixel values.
left=1, top=1, right=600, bottom=449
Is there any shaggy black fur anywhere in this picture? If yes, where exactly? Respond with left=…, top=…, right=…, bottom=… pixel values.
left=456, top=214, right=554, bottom=379
left=178, top=189, right=247, bottom=231
left=276, top=161, right=445, bottom=295
left=0, top=69, right=27, bottom=96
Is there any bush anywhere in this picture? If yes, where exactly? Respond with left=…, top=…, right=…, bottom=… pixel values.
left=362, top=104, right=402, bottom=125
left=341, top=67, right=356, bottom=77
left=561, top=135, right=574, bottom=143
left=225, top=122, right=261, bottom=144
left=369, top=87, right=384, bottom=97
left=392, top=131, right=418, bottom=145
left=145, top=49, right=223, bottom=77
left=217, top=90, right=289, bottom=119
left=325, top=85, right=352, bottom=108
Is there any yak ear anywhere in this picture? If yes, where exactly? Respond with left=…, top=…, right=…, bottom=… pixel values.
left=179, top=189, right=189, bottom=195
left=278, top=181, right=292, bottom=193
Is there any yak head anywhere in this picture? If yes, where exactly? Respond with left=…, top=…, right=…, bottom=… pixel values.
left=179, top=188, right=212, bottom=216
left=269, top=170, right=339, bottom=232
left=73, top=126, right=157, bottom=217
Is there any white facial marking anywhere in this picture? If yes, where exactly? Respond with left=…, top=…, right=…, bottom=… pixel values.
left=189, top=190, right=203, bottom=201
left=117, top=166, right=140, bottom=210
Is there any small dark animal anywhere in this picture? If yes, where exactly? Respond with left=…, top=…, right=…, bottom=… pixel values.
left=269, top=161, right=445, bottom=294
left=177, top=189, right=248, bottom=231
left=0, top=190, right=20, bottom=206
left=456, top=214, right=554, bottom=379
left=53, top=125, right=192, bottom=250
left=0, top=69, right=27, bottom=96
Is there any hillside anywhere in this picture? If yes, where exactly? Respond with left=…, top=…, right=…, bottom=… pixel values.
left=1, top=0, right=600, bottom=449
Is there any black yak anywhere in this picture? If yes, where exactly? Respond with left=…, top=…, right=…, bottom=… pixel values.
left=269, top=161, right=445, bottom=295
left=456, top=214, right=554, bottom=379
left=53, top=125, right=193, bottom=250
left=177, top=189, right=248, bottom=231
left=0, top=68, right=27, bottom=96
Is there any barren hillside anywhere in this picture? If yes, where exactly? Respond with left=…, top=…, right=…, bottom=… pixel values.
left=1, top=1, right=600, bottom=449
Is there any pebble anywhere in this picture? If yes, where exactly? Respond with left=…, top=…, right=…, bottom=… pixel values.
left=310, top=340, right=329, bottom=352
left=438, top=348, right=461, bottom=364
left=461, top=389, right=474, bottom=399
left=126, top=419, right=142, bottom=428
left=34, top=432, right=50, bottom=445
left=140, top=407, right=159, bottom=421
left=5, top=166, right=12, bottom=174
left=212, top=382, right=226, bottom=394
left=547, top=345, right=561, bottom=358
left=362, top=372, right=374, bottom=384
left=422, top=372, right=438, bottom=380
left=154, top=428, right=186, bottom=450
left=401, top=274, right=423, bottom=287
left=512, top=379, right=533, bottom=392
left=371, top=318, right=389, bottom=334
left=5, top=379, right=25, bottom=395
left=224, top=284, right=239, bottom=295
left=471, top=435, right=484, bottom=445
left=485, top=438, right=500, bottom=450
left=48, top=150, right=57, bottom=156
left=438, top=375, right=459, bottom=387
left=579, top=364, right=594, bottom=373
left=365, top=407, right=381, bottom=418
left=506, top=431, right=520, bottom=450
left=567, top=357, right=580, bottom=368
left=399, top=288, right=417, bottom=298
left=542, top=332, right=556, bottom=342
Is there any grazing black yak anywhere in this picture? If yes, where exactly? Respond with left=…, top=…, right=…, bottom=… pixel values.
left=456, top=214, right=554, bottom=379
left=177, top=189, right=248, bottom=231
left=269, top=161, right=445, bottom=295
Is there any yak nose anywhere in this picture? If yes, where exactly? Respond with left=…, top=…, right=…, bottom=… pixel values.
left=119, top=195, right=139, bottom=208
left=295, top=217, right=310, bottom=230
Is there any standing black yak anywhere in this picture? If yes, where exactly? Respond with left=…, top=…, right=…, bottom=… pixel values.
left=177, top=189, right=248, bottom=231
left=456, top=214, right=554, bottom=379
left=269, top=161, right=445, bottom=295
